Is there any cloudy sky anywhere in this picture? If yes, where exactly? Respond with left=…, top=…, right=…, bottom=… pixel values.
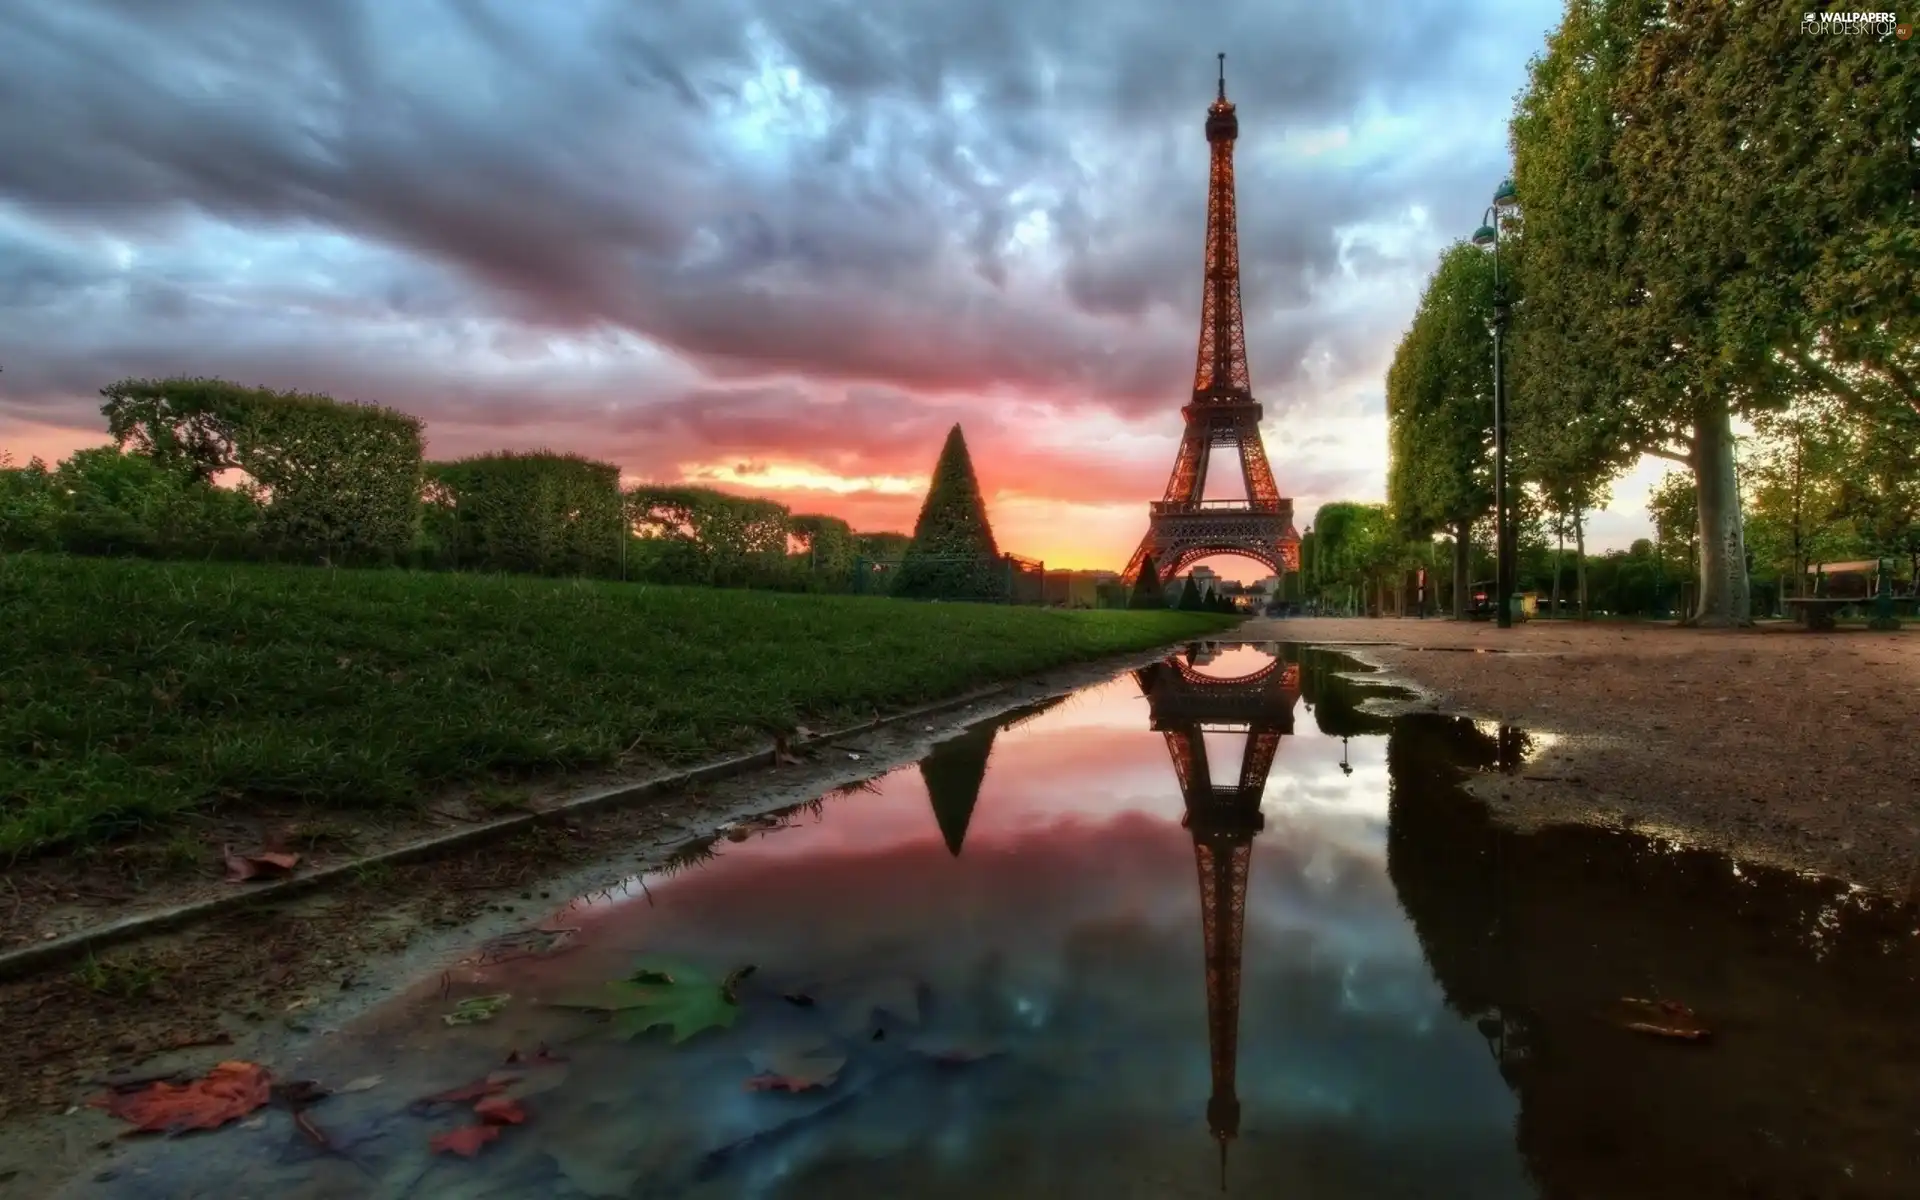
left=0, top=0, right=1664, bottom=569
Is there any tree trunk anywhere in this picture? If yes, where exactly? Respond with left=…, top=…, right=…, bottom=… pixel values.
left=1689, top=400, right=1752, bottom=627
left=1789, top=430, right=1805, bottom=606
left=1452, top=519, right=1471, bottom=618
left=1573, top=509, right=1589, bottom=619
left=1550, top=509, right=1564, bottom=620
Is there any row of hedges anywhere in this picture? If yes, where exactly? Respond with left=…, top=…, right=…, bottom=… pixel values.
left=1, top=376, right=926, bottom=592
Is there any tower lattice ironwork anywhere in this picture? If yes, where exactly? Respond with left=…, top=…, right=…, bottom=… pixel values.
left=1135, top=642, right=1302, bottom=1189
left=1124, top=56, right=1301, bottom=586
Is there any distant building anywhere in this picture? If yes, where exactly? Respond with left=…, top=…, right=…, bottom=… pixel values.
left=1044, top=568, right=1119, bottom=608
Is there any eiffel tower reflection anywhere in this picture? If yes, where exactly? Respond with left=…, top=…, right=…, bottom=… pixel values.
left=1135, top=642, right=1302, bottom=1190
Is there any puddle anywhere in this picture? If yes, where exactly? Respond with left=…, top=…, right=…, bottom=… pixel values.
left=72, top=644, right=1920, bottom=1199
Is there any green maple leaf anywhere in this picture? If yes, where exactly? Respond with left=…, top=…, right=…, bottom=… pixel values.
left=549, top=958, right=742, bottom=1045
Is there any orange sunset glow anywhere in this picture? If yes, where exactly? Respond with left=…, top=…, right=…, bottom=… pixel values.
left=0, top=0, right=1660, bottom=566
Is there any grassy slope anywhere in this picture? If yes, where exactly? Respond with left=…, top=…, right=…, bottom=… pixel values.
left=1, top=554, right=1235, bottom=856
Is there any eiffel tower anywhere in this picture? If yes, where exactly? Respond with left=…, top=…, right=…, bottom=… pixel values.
left=1124, top=56, right=1300, bottom=587
left=1135, top=643, right=1302, bottom=1188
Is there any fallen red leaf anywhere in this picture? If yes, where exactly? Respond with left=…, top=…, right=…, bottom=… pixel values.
left=430, top=1123, right=500, bottom=1158
left=472, top=1095, right=526, bottom=1125
left=224, top=851, right=301, bottom=883
left=90, top=1060, right=272, bottom=1134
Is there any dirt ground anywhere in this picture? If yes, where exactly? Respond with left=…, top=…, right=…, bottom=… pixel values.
left=1244, top=615, right=1920, bottom=896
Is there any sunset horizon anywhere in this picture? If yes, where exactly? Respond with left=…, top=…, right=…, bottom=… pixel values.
left=0, top=0, right=1667, bottom=574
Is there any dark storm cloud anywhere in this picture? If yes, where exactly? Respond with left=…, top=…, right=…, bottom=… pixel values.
left=0, top=0, right=1540, bottom=435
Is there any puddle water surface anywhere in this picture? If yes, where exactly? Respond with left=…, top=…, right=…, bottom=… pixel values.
left=79, top=644, right=1920, bottom=1199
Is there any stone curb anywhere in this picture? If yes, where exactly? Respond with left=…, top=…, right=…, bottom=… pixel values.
left=0, top=636, right=1232, bottom=984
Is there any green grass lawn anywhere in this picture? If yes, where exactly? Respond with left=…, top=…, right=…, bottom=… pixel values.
left=0, top=553, right=1235, bottom=857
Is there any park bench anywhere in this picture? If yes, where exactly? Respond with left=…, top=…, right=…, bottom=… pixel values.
left=1782, top=560, right=1910, bottom=631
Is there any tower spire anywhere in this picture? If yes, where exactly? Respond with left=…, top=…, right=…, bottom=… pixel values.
left=1217, top=52, right=1226, bottom=102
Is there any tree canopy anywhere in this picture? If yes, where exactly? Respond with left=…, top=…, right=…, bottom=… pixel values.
left=1381, top=3, right=1917, bottom=620
left=1387, top=242, right=1496, bottom=542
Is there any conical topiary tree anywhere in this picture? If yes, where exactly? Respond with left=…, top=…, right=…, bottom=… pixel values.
left=1177, top=575, right=1204, bottom=611
left=892, top=424, right=1002, bottom=600
left=1129, top=554, right=1166, bottom=609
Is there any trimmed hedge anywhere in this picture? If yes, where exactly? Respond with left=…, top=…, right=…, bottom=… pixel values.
left=100, top=376, right=422, bottom=562
left=626, top=484, right=796, bottom=587
left=423, top=451, right=624, bottom=576
left=790, top=512, right=856, bottom=587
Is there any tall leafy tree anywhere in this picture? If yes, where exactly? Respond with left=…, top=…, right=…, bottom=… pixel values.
left=1177, top=575, right=1204, bottom=611
left=1741, top=397, right=1859, bottom=595
left=1386, top=242, right=1497, bottom=617
left=1834, top=402, right=1920, bottom=587
left=1504, top=220, right=1625, bottom=619
left=1648, top=471, right=1698, bottom=581
left=1519, top=0, right=1918, bottom=624
left=893, top=424, right=1002, bottom=601
left=1505, top=1, right=1645, bottom=620
left=1307, top=502, right=1411, bottom=614
left=1509, top=0, right=1678, bottom=617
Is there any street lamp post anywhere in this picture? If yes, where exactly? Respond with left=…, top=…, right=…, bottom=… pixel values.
left=1472, top=179, right=1520, bottom=629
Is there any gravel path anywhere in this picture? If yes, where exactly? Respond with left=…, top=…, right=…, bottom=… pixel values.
left=1241, top=616, right=1920, bottom=894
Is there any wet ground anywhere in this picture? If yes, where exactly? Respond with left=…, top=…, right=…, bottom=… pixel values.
left=56, top=644, right=1920, bottom=1199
